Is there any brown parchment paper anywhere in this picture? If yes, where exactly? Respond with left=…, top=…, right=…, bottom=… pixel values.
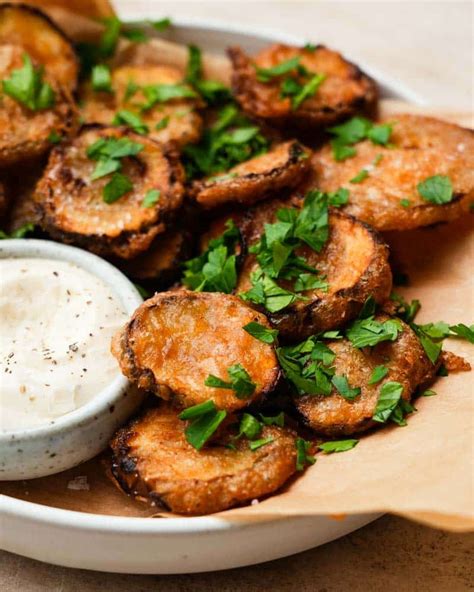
left=0, top=4, right=473, bottom=533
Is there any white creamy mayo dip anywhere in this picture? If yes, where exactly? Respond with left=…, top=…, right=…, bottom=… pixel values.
left=0, top=258, right=128, bottom=431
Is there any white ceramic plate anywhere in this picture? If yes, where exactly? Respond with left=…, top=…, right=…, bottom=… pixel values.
left=0, top=18, right=413, bottom=574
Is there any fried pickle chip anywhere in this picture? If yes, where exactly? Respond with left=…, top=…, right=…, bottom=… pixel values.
left=305, top=114, right=474, bottom=231
left=119, top=227, right=191, bottom=289
left=229, top=44, right=377, bottom=133
left=0, top=45, right=78, bottom=166
left=112, top=291, right=280, bottom=412
left=0, top=3, right=78, bottom=90
left=34, top=125, right=184, bottom=259
left=294, top=316, right=435, bottom=436
left=233, top=196, right=392, bottom=340
left=110, top=403, right=297, bottom=515
left=191, top=140, right=310, bottom=209
left=81, top=65, right=203, bottom=149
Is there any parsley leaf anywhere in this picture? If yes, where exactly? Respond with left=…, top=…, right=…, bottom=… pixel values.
left=332, top=375, right=361, bottom=400
left=185, top=45, right=232, bottom=105
left=296, top=438, right=316, bottom=470
left=249, top=437, right=275, bottom=451
left=291, top=73, right=326, bottom=109
left=155, top=116, right=170, bottom=130
left=91, top=64, right=113, bottom=93
left=205, top=363, right=256, bottom=399
left=178, top=400, right=227, bottom=450
left=350, top=169, right=369, bottom=184
left=243, top=322, right=279, bottom=344
left=260, top=412, right=285, bottom=427
left=329, top=117, right=393, bottom=161
left=142, top=189, right=160, bottom=208
left=240, top=269, right=301, bottom=313
left=0, top=222, right=35, bottom=240
left=47, top=130, right=62, bottom=144
left=372, top=381, right=404, bottom=423
left=368, top=365, right=389, bottom=385
left=421, top=389, right=437, bottom=397
left=346, top=316, right=402, bottom=348
left=318, top=439, right=359, bottom=454
left=112, top=109, right=149, bottom=134
left=449, top=323, right=474, bottom=343
left=102, top=172, right=133, bottom=203
left=255, top=56, right=301, bottom=82
left=417, top=175, right=453, bottom=204
left=238, top=413, right=262, bottom=440
left=140, top=83, right=197, bottom=111
left=151, top=18, right=172, bottom=31
left=99, top=17, right=121, bottom=58
left=182, top=219, right=240, bottom=293
left=390, top=293, right=421, bottom=323
left=3, top=53, right=55, bottom=111
left=400, top=199, right=411, bottom=208
left=367, top=123, right=392, bottom=145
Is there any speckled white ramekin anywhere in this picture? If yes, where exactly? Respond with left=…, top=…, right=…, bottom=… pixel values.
left=0, top=239, right=144, bottom=480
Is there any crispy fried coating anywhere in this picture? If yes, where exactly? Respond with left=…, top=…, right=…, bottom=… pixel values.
left=118, top=227, right=191, bottom=288
left=229, top=44, right=377, bottom=132
left=34, top=125, right=184, bottom=259
left=230, top=196, right=392, bottom=340
left=295, top=316, right=435, bottom=436
left=80, top=65, right=203, bottom=149
left=110, top=403, right=297, bottom=515
left=0, top=3, right=78, bottom=90
left=191, top=140, right=310, bottom=209
left=305, top=114, right=474, bottom=231
left=0, top=45, right=78, bottom=166
left=112, top=291, right=280, bottom=412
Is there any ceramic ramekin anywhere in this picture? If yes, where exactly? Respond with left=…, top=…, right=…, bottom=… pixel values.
left=0, top=239, right=144, bottom=480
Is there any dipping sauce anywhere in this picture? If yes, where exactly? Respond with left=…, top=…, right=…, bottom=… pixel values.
left=0, top=258, right=128, bottom=430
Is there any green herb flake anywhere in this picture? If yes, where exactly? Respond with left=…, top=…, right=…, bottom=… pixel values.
left=124, top=80, right=140, bottom=102
left=417, top=175, right=453, bottom=205
left=140, top=83, right=197, bottom=111
left=249, top=437, right=275, bottom=451
left=367, top=123, right=392, bottom=145
left=260, top=412, right=285, bottom=427
left=112, top=109, right=149, bottom=134
left=291, top=73, right=326, bottom=110
left=318, top=439, right=359, bottom=454
left=47, top=130, right=62, bottom=144
left=2, top=53, right=55, bottom=111
left=346, top=317, right=402, bottom=348
left=372, top=381, right=404, bottom=423
left=155, top=115, right=170, bottom=130
left=449, top=323, right=474, bottom=344
left=243, top=322, right=279, bottom=344
left=350, top=169, right=369, bottom=184
left=151, top=18, right=172, bottom=31
left=103, top=172, right=133, bottom=204
left=239, top=413, right=262, bottom=440
left=303, top=42, right=317, bottom=52
left=296, top=438, right=316, bottom=470
left=91, top=64, right=113, bottom=93
left=400, top=199, right=411, bottom=208
left=205, top=363, right=256, bottom=399
left=0, top=222, right=35, bottom=240
left=329, top=117, right=393, bottom=161
left=178, top=400, right=217, bottom=420
left=255, top=56, right=301, bottom=82
left=332, top=375, right=361, bottom=400
left=183, top=408, right=227, bottom=450
left=421, top=389, right=437, bottom=397
left=142, top=189, right=160, bottom=208
left=368, top=365, right=389, bottom=385
left=121, top=28, right=148, bottom=43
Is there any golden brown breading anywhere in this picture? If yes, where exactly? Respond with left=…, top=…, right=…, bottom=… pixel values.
left=191, top=140, right=310, bottom=209
left=0, top=3, right=78, bottom=90
left=0, top=45, right=78, bottom=166
left=305, top=114, right=474, bottom=231
left=34, top=125, right=185, bottom=259
left=227, top=196, right=392, bottom=340
left=229, top=44, right=377, bottom=133
left=295, top=316, right=435, bottom=436
left=110, top=403, right=297, bottom=515
left=111, top=291, right=280, bottom=412
left=80, top=65, right=203, bottom=149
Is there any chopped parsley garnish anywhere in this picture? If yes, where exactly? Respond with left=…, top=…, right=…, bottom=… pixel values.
left=178, top=400, right=227, bottom=450
left=318, top=439, right=359, bottom=454
left=140, top=83, right=197, bottom=111
left=417, top=175, right=454, bottom=204
left=372, top=381, right=414, bottom=426
left=346, top=316, right=402, bottom=348
left=400, top=199, right=411, bottom=208
left=238, top=413, right=262, bottom=440
left=151, top=18, right=172, bottom=31
left=249, top=437, right=275, bottom=451
left=240, top=190, right=347, bottom=313
left=329, top=117, right=393, bottom=161
left=121, top=28, right=148, bottom=43
left=182, top=219, right=240, bottom=293
left=185, top=45, right=232, bottom=105
left=421, top=389, right=437, bottom=397
left=86, top=136, right=143, bottom=203
left=390, top=293, right=420, bottom=323
left=99, top=17, right=122, bottom=57
left=243, top=322, right=279, bottom=344
left=112, top=109, right=149, bottom=134
left=91, top=64, right=113, bottom=92
left=142, top=189, right=160, bottom=208
left=124, top=80, right=139, bottom=102
left=102, top=172, right=133, bottom=204
left=350, top=169, right=369, bottom=184
left=155, top=116, right=170, bottom=130
left=449, top=323, right=474, bottom=343
left=277, top=336, right=335, bottom=396
left=296, top=438, right=316, bottom=470
left=2, top=53, right=55, bottom=111
left=47, top=130, right=62, bottom=144
left=368, top=365, right=389, bottom=385
left=303, top=42, right=317, bottom=52
left=205, top=363, right=256, bottom=399
left=255, top=55, right=325, bottom=110
left=260, top=411, right=285, bottom=427
left=183, top=103, right=269, bottom=179
left=0, top=222, right=35, bottom=240
left=331, top=375, right=361, bottom=400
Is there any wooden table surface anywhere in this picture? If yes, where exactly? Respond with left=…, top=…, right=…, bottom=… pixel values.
left=1, top=2, right=473, bottom=590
